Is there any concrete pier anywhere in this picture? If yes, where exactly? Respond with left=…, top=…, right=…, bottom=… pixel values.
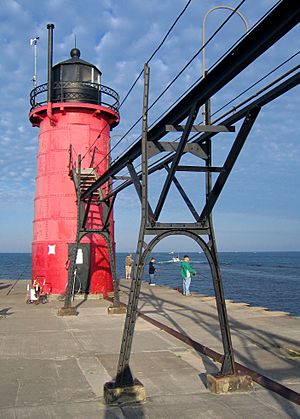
left=0, top=279, right=299, bottom=418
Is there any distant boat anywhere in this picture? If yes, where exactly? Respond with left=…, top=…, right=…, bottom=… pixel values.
left=157, top=253, right=181, bottom=264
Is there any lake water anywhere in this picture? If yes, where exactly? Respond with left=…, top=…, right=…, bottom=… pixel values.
left=1, top=252, right=299, bottom=316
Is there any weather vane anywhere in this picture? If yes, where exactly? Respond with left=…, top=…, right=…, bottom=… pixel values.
left=30, top=36, right=40, bottom=88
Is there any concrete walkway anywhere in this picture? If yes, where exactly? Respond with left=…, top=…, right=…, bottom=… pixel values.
left=0, top=279, right=299, bottom=418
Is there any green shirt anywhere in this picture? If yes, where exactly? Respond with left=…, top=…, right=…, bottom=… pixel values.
left=181, top=260, right=195, bottom=278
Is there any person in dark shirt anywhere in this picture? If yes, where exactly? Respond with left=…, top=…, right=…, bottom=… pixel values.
left=149, top=257, right=156, bottom=286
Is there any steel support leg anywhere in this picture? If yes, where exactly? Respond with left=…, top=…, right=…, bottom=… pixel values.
left=115, top=64, right=150, bottom=386
left=115, top=247, right=145, bottom=385
left=58, top=156, right=83, bottom=316
left=207, top=217, right=235, bottom=374
left=204, top=97, right=234, bottom=374
left=104, top=65, right=150, bottom=402
left=106, top=234, right=121, bottom=309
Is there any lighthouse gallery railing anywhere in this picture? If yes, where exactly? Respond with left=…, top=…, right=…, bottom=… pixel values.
left=30, top=81, right=120, bottom=113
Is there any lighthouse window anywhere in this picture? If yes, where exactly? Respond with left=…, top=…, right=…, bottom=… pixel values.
left=62, top=65, right=78, bottom=81
left=52, top=66, right=60, bottom=82
left=79, top=65, right=92, bottom=82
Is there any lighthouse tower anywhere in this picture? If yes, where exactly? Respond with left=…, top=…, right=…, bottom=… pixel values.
left=29, top=25, right=119, bottom=295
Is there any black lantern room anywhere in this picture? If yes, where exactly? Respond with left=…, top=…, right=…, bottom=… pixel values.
left=51, top=48, right=102, bottom=104
left=30, top=42, right=119, bottom=113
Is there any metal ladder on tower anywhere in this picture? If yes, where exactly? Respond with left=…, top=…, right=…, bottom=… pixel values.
left=74, top=167, right=104, bottom=206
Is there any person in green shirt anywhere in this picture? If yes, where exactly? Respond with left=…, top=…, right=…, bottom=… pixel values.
left=181, top=255, right=196, bottom=296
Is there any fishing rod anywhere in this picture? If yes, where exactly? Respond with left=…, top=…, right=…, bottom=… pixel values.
left=6, top=265, right=29, bottom=296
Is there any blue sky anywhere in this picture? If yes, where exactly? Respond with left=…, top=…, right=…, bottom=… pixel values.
left=0, top=0, right=299, bottom=252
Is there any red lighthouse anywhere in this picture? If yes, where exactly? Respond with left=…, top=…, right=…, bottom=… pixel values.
left=29, top=25, right=119, bottom=295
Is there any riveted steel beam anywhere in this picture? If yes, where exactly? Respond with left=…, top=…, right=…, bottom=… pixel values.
left=147, top=141, right=207, bottom=159
left=165, top=124, right=235, bottom=133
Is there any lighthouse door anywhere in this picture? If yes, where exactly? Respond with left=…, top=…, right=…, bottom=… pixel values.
left=68, top=243, right=90, bottom=293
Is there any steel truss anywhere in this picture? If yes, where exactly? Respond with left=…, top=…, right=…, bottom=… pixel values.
left=110, top=72, right=299, bottom=390
left=111, top=63, right=263, bottom=386
left=61, top=152, right=120, bottom=313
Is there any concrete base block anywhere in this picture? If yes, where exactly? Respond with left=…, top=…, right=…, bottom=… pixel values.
left=104, top=379, right=146, bottom=404
left=108, top=306, right=127, bottom=315
left=57, top=307, right=78, bottom=316
left=207, top=373, right=253, bottom=394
